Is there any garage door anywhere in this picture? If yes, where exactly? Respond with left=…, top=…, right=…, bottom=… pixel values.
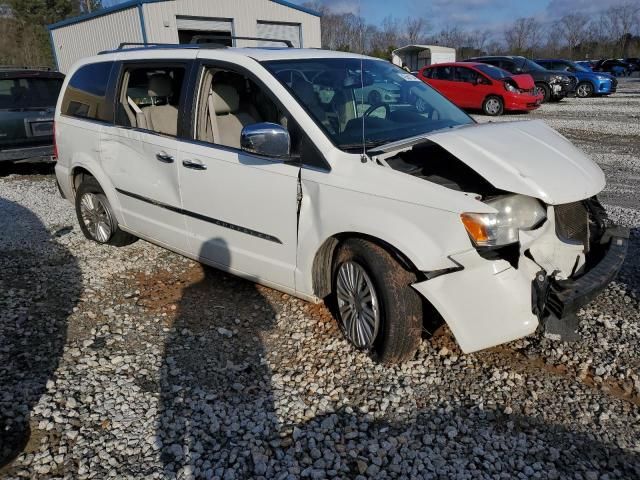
left=176, top=16, right=233, bottom=33
left=256, top=21, right=301, bottom=48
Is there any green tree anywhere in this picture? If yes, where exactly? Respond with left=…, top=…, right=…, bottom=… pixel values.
left=3, top=0, right=100, bottom=67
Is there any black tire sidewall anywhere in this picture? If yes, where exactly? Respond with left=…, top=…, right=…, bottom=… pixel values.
left=577, top=81, right=593, bottom=98
left=536, top=83, right=551, bottom=103
left=75, top=178, right=118, bottom=244
left=482, top=95, right=504, bottom=116
left=332, top=239, right=423, bottom=363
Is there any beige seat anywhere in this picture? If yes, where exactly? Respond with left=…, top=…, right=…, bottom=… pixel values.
left=141, top=74, right=178, bottom=136
left=210, top=84, right=259, bottom=148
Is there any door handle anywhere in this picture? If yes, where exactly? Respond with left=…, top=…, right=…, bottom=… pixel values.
left=182, top=159, right=207, bottom=170
left=156, top=151, right=174, bottom=163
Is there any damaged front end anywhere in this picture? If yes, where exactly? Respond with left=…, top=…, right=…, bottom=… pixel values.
left=372, top=121, right=628, bottom=351
left=530, top=198, right=629, bottom=341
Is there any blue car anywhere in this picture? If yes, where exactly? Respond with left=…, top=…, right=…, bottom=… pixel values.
left=535, top=59, right=617, bottom=97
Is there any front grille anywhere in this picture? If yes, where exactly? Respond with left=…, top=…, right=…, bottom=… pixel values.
left=555, top=202, right=589, bottom=250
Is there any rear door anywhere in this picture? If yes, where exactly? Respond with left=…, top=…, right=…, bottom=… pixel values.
left=453, top=67, right=488, bottom=109
left=427, top=66, right=455, bottom=101
left=177, top=60, right=300, bottom=290
left=100, top=56, right=195, bottom=252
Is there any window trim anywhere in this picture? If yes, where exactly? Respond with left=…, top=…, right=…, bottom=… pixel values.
left=60, top=61, right=116, bottom=123
left=187, top=58, right=330, bottom=171
left=110, top=59, right=196, bottom=139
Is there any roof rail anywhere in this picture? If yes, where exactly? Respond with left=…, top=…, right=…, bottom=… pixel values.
left=0, top=65, right=53, bottom=71
left=189, top=35, right=294, bottom=48
left=98, top=35, right=294, bottom=54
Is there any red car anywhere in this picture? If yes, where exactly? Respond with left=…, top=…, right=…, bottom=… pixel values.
left=417, top=62, right=543, bottom=116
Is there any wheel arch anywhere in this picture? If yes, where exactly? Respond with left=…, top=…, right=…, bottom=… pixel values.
left=70, top=163, right=125, bottom=225
left=311, top=231, right=422, bottom=300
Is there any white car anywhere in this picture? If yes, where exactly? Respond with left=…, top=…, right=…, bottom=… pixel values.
left=54, top=43, right=628, bottom=364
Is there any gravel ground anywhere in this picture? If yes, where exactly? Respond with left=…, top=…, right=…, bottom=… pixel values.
left=1, top=79, right=639, bottom=479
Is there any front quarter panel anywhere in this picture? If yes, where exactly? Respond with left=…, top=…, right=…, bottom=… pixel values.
left=295, top=156, right=486, bottom=298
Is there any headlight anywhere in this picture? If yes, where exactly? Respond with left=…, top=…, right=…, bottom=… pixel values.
left=460, top=195, right=547, bottom=247
left=596, top=75, right=610, bottom=81
left=504, top=81, right=517, bottom=92
left=551, top=75, right=568, bottom=83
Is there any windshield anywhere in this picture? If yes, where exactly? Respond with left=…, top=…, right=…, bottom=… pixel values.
left=569, top=62, right=589, bottom=73
left=475, top=64, right=510, bottom=79
left=263, top=58, right=473, bottom=151
left=523, top=59, right=546, bottom=72
left=0, top=76, right=62, bottom=109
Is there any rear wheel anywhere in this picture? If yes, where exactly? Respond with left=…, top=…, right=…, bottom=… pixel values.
left=75, top=177, right=137, bottom=246
left=332, top=239, right=423, bottom=364
left=482, top=95, right=504, bottom=116
left=576, top=81, right=594, bottom=98
left=535, top=83, right=551, bottom=103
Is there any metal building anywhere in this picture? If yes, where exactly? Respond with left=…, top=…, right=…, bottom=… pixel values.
left=48, top=0, right=322, bottom=73
left=391, top=45, right=456, bottom=71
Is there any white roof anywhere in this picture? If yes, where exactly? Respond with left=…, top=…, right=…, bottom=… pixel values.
left=228, top=48, right=373, bottom=61
left=392, top=45, right=456, bottom=55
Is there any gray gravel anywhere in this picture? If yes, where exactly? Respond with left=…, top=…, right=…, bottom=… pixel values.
left=1, top=79, right=639, bottom=479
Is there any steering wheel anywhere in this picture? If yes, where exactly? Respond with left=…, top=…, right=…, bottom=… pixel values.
left=363, top=102, right=390, bottom=118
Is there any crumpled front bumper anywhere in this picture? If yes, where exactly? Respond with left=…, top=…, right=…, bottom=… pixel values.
left=533, top=227, right=629, bottom=320
left=413, top=226, right=629, bottom=353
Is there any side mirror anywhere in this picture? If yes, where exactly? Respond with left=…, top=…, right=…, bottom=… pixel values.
left=241, top=122, right=290, bottom=159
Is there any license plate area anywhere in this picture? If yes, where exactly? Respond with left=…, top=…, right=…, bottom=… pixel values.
left=29, top=120, right=53, bottom=137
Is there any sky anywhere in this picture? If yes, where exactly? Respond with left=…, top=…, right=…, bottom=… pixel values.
left=290, top=0, right=633, bottom=31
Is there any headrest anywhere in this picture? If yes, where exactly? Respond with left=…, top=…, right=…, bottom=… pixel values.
left=148, top=74, right=173, bottom=97
left=211, top=84, right=239, bottom=114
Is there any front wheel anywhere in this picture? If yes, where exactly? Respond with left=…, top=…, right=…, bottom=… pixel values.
left=535, top=83, right=551, bottom=103
left=482, top=95, right=504, bottom=116
left=576, top=81, right=594, bottom=98
left=75, top=177, right=137, bottom=246
left=332, top=239, right=423, bottom=364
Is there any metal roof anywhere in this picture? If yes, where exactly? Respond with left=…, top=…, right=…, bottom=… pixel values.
left=48, top=0, right=321, bottom=31
left=392, top=45, right=456, bottom=55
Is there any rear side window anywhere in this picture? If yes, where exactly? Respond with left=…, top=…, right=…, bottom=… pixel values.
left=0, top=77, right=63, bottom=109
left=432, top=66, right=453, bottom=80
left=61, top=62, right=113, bottom=121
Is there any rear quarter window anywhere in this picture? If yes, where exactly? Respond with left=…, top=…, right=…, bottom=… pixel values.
left=61, top=62, right=113, bottom=121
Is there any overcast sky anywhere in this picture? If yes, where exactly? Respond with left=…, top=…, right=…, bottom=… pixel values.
left=292, top=0, right=633, bottom=30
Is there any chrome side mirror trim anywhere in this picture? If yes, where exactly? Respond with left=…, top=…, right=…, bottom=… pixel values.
left=240, top=122, right=290, bottom=159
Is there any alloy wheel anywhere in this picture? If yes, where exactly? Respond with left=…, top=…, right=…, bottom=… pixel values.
left=336, top=261, right=381, bottom=349
left=80, top=193, right=112, bottom=243
left=576, top=83, right=592, bottom=98
left=485, top=98, right=501, bottom=115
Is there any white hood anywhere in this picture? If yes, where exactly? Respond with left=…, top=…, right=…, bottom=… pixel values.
left=426, top=120, right=605, bottom=205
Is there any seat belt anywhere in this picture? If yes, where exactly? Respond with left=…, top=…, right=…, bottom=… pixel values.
left=207, top=89, right=221, bottom=144
left=127, top=96, right=148, bottom=130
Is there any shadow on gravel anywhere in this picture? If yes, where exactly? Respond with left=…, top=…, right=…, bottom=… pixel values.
left=0, top=198, right=81, bottom=470
left=0, top=161, right=55, bottom=178
left=157, top=239, right=280, bottom=478
left=156, top=238, right=640, bottom=478
left=619, top=227, right=640, bottom=300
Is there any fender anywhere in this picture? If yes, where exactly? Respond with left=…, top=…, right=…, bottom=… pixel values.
left=295, top=176, right=474, bottom=298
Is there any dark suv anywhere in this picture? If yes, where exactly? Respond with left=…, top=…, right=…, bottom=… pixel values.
left=464, top=56, right=576, bottom=102
left=0, top=67, right=64, bottom=162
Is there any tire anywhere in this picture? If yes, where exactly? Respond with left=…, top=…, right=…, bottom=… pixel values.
left=75, top=176, right=137, bottom=246
left=482, top=95, right=504, bottom=116
left=535, top=83, right=551, bottom=103
left=368, top=90, right=382, bottom=105
left=332, top=238, right=423, bottom=364
left=576, top=81, right=594, bottom=98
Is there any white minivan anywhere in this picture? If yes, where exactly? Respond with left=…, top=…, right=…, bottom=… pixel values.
left=55, top=42, right=628, bottom=363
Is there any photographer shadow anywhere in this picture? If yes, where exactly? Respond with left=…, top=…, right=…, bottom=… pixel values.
left=0, top=198, right=81, bottom=470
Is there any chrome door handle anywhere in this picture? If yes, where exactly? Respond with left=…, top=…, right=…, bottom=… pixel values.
left=156, top=151, right=174, bottom=163
left=182, top=159, right=207, bottom=170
